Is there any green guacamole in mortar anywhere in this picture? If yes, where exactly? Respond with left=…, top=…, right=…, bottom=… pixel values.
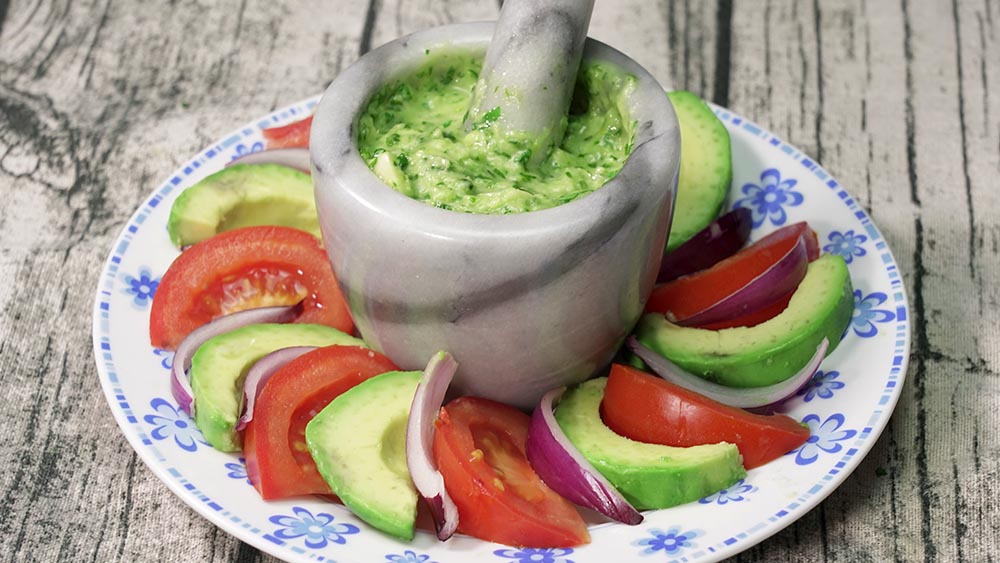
left=357, top=50, right=637, bottom=214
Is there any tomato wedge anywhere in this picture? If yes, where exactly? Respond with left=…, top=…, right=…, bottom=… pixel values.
left=646, top=222, right=819, bottom=326
left=243, top=345, right=398, bottom=499
left=601, top=364, right=810, bottom=469
left=149, top=226, right=353, bottom=350
left=433, top=396, right=589, bottom=547
left=263, top=115, right=313, bottom=149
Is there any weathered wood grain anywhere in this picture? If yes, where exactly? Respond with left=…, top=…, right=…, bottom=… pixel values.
left=589, top=0, right=723, bottom=101
left=361, top=0, right=498, bottom=53
left=1, top=0, right=998, bottom=561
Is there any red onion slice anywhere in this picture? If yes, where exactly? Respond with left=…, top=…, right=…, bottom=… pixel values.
left=235, top=346, right=316, bottom=431
left=627, top=335, right=829, bottom=411
left=526, top=387, right=643, bottom=525
left=677, top=234, right=809, bottom=327
left=405, top=351, right=460, bottom=541
left=659, top=208, right=752, bottom=283
left=226, top=147, right=311, bottom=173
left=170, top=304, right=301, bottom=415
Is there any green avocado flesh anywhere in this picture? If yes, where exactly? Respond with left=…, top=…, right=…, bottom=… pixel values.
left=189, top=323, right=362, bottom=452
left=556, top=378, right=745, bottom=510
left=357, top=49, right=637, bottom=214
left=306, top=370, right=422, bottom=540
left=665, top=91, right=732, bottom=252
left=636, top=253, right=854, bottom=387
left=167, top=163, right=320, bottom=247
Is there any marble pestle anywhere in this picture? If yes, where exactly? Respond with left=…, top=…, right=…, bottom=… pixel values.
left=465, top=0, right=596, bottom=162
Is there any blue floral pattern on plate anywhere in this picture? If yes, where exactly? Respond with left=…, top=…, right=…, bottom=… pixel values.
left=225, top=457, right=251, bottom=485
left=231, top=141, right=264, bottom=161
left=494, top=548, right=575, bottom=563
left=851, top=290, right=896, bottom=338
left=824, top=230, right=868, bottom=264
left=386, top=550, right=437, bottom=563
left=268, top=506, right=359, bottom=549
left=152, top=348, right=173, bottom=370
left=792, top=413, right=857, bottom=466
left=798, top=370, right=845, bottom=402
left=122, top=267, right=159, bottom=308
left=143, top=398, right=206, bottom=452
left=733, top=168, right=803, bottom=227
left=699, top=479, right=757, bottom=505
left=635, top=527, right=703, bottom=557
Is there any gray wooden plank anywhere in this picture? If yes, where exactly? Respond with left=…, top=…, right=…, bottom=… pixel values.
left=949, top=1, right=1000, bottom=560
left=589, top=0, right=721, bottom=100
left=589, top=0, right=672, bottom=89
left=891, top=0, right=998, bottom=557
left=0, top=0, right=9, bottom=34
left=363, top=0, right=499, bottom=54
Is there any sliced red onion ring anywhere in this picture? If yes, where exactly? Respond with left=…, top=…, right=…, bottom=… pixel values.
left=235, top=346, right=316, bottom=431
left=526, top=387, right=643, bottom=525
left=226, top=147, right=311, bottom=173
left=659, top=208, right=752, bottom=283
left=170, top=304, right=301, bottom=416
left=405, top=351, right=460, bottom=541
left=627, top=335, right=829, bottom=411
left=676, top=234, right=808, bottom=327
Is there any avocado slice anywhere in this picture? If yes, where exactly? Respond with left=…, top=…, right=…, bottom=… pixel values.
left=306, top=370, right=422, bottom=540
left=665, top=91, right=732, bottom=252
left=189, top=323, right=362, bottom=452
left=167, top=163, right=320, bottom=247
left=556, top=378, right=745, bottom=510
left=636, top=253, right=854, bottom=387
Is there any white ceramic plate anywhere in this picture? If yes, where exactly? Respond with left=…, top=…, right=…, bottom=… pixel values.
left=93, top=96, right=910, bottom=563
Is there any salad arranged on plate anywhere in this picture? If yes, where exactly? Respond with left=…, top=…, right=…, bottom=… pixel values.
left=148, top=89, right=854, bottom=548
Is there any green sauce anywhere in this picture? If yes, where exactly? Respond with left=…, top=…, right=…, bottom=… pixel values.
left=357, top=50, right=637, bottom=214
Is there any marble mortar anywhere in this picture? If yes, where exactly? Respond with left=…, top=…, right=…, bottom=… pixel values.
left=311, top=22, right=680, bottom=410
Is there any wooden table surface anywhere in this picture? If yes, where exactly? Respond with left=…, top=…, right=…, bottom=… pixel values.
left=2, top=0, right=997, bottom=561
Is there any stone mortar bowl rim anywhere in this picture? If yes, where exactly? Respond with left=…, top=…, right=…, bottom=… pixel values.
left=310, top=21, right=678, bottom=238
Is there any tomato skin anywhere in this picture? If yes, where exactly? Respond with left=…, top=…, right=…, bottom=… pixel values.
left=433, top=397, right=589, bottom=548
left=149, top=226, right=353, bottom=350
left=601, top=364, right=810, bottom=469
left=263, top=115, right=313, bottom=149
left=243, top=345, right=398, bottom=499
left=646, top=222, right=819, bottom=325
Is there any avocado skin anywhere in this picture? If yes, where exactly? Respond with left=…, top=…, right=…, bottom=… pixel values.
left=636, top=254, right=854, bottom=387
left=189, top=323, right=362, bottom=452
left=665, top=91, right=732, bottom=252
left=306, top=370, right=422, bottom=540
left=556, top=378, right=745, bottom=510
left=167, top=163, right=320, bottom=247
